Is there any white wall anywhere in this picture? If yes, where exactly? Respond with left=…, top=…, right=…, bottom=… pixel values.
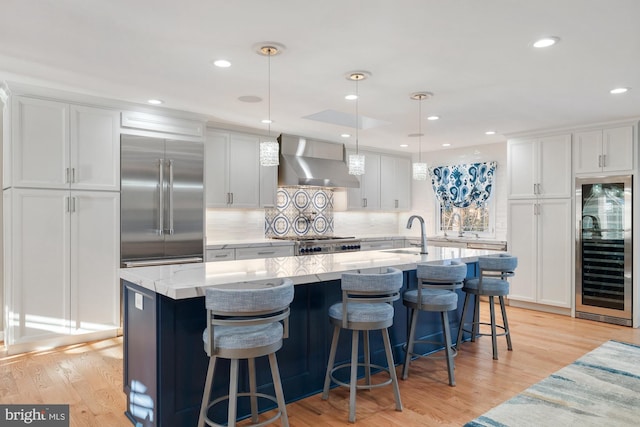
left=206, top=141, right=507, bottom=243
left=403, top=141, right=508, bottom=241
left=206, top=209, right=266, bottom=243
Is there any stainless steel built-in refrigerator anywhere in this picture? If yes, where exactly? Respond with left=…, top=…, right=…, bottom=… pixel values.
left=120, top=135, right=204, bottom=267
left=575, top=175, right=632, bottom=326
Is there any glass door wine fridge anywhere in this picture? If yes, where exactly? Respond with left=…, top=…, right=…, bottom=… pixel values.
left=575, top=175, right=632, bottom=326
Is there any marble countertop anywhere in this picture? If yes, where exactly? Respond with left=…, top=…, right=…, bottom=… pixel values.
left=120, top=246, right=497, bottom=300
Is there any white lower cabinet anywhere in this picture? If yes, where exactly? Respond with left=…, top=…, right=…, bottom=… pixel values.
left=3, top=188, right=120, bottom=352
left=507, top=198, right=572, bottom=308
left=360, top=240, right=394, bottom=251
left=235, top=246, right=294, bottom=260
left=206, top=248, right=236, bottom=262
left=70, top=191, right=120, bottom=334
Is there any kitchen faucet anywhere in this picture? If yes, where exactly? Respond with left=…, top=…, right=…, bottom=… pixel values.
left=445, top=213, right=464, bottom=237
left=406, top=215, right=428, bottom=254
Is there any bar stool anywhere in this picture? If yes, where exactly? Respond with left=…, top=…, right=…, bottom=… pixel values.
left=456, top=254, right=517, bottom=360
left=322, top=267, right=403, bottom=423
left=198, top=278, right=294, bottom=427
left=402, top=260, right=467, bottom=386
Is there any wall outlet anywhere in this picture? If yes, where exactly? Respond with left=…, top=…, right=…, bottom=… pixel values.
left=135, top=292, right=144, bottom=310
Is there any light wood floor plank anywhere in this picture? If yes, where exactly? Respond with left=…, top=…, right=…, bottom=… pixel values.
left=1, top=302, right=639, bottom=426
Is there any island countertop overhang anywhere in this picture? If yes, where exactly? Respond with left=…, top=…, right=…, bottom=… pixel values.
left=120, top=246, right=500, bottom=300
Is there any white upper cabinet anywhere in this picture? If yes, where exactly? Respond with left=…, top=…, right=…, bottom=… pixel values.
left=574, top=125, right=634, bottom=174
left=205, top=129, right=274, bottom=209
left=9, top=96, right=120, bottom=191
left=347, top=151, right=381, bottom=210
left=70, top=105, right=120, bottom=191
left=507, top=133, right=571, bottom=199
left=11, top=97, right=69, bottom=189
left=380, top=155, right=411, bottom=210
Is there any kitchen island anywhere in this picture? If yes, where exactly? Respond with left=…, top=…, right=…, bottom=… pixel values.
left=120, top=247, right=497, bottom=426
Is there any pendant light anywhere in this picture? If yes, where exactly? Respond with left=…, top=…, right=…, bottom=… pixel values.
left=347, top=72, right=368, bottom=176
left=410, top=92, right=432, bottom=181
left=259, top=45, right=281, bottom=167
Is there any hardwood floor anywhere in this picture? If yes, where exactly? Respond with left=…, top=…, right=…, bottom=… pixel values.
left=1, top=303, right=639, bottom=426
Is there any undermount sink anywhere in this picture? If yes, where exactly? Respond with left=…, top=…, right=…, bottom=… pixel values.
left=383, top=248, right=423, bottom=255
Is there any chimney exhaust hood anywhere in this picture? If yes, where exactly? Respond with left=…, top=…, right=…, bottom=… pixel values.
left=277, top=134, right=360, bottom=188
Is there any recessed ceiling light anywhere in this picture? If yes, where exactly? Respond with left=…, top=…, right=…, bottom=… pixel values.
left=213, top=59, right=231, bottom=68
left=147, top=99, right=163, bottom=105
left=400, top=144, right=409, bottom=148
left=442, top=143, right=451, bottom=147
left=485, top=130, right=496, bottom=135
left=345, top=94, right=358, bottom=100
left=341, top=133, right=351, bottom=138
left=427, top=116, right=440, bottom=121
left=533, top=36, right=560, bottom=48
left=261, top=119, right=272, bottom=124
left=610, top=87, right=629, bottom=94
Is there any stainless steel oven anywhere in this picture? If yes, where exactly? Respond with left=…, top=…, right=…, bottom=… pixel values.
left=575, top=175, right=632, bottom=326
left=273, top=236, right=361, bottom=256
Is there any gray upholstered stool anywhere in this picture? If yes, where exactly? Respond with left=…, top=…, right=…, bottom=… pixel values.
left=322, top=267, right=403, bottom=423
left=198, top=278, right=294, bottom=427
left=456, top=254, right=517, bottom=360
left=402, top=260, right=467, bottom=386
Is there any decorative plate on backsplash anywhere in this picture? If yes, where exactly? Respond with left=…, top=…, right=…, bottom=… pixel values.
left=293, top=216, right=310, bottom=235
left=313, top=191, right=328, bottom=210
left=293, top=189, right=310, bottom=210
left=276, top=189, right=290, bottom=209
left=272, top=215, right=290, bottom=236
left=313, top=215, right=328, bottom=234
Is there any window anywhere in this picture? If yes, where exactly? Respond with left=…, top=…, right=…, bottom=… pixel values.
left=438, top=200, right=494, bottom=237
left=429, top=161, right=497, bottom=237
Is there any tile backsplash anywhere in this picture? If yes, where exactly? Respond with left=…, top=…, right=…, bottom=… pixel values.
left=265, top=187, right=334, bottom=237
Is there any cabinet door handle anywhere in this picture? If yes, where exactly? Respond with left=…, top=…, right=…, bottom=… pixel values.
left=257, top=251, right=276, bottom=255
left=71, top=168, right=76, bottom=183
left=602, top=154, right=607, bottom=168
left=598, top=154, right=602, bottom=168
left=65, top=168, right=70, bottom=184
left=71, top=197, right=76, bottom=213
left=395, top=199, right=399, bottom=208
left=229, top=192, right=234, bottom=205
left=66, top=196, right=70, bottom=213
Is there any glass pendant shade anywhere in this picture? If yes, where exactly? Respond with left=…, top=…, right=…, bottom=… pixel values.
left=348, top=153, right=365, bottom=176
left=260, top=140, right=279, bottom=166
left=412, top=162, right=428, bottom=181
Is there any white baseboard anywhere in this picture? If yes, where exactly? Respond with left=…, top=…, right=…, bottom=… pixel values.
left=4, top=329, right=119, bottom=356
left=507, top=299, right=571, bottom=316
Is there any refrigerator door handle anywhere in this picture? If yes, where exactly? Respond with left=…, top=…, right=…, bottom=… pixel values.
left=123, top=257, right=203, bottom=268
left=167, top=159, right=175, bottom=235
left=158, top=159, right=164, bottom=236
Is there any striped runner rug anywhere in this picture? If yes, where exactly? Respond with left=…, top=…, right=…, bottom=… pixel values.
left=465, top=340, right=640, bottom=426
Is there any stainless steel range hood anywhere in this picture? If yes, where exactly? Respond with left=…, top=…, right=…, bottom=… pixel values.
left=278, top=133, right=360, bottom=188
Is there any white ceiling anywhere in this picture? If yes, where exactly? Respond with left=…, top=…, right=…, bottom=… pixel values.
left=1, top=0, right=639, bottom=153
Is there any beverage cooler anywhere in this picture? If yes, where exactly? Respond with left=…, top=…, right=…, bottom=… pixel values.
left=575, top=175, right=632, bottom=326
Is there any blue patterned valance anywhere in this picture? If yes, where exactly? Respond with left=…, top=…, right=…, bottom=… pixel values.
left=429, top=161, right=497, bottom=208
